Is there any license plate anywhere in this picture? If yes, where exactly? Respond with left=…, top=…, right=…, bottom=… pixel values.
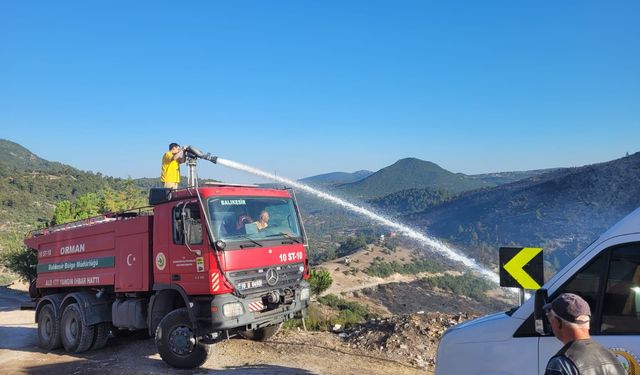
left=237, top=279, right=263, bottom=291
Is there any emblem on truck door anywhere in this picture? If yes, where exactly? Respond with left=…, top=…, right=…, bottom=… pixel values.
left=156, top=252, right=166, bottom=271
left=266, top=268, right=279, bottom=286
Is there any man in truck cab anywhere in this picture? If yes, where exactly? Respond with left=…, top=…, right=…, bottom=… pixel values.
left=544, top=293, right=626, bottom=375
left=161, top=142, right=185, bottom=189
left=256, top=210, right=269, bottom=231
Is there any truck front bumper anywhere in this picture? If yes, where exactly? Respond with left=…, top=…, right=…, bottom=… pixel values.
left=207, top=281, right=310, bottom=332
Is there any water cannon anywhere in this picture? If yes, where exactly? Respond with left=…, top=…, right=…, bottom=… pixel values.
left=184, top=145, right=218, bottom=164
left=183, top=145, right=219, bottom=187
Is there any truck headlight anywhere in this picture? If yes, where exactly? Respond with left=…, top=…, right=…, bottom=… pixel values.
left=300, top=287, right=310, bottom=301
left=222, top=302, right=244, bottom=317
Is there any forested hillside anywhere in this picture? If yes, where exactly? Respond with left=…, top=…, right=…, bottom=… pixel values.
left=411, top=152, right=640, bottom=268
left=0, top=139, right=141, bottom=234
left=369, top=188, right=451, bottom=215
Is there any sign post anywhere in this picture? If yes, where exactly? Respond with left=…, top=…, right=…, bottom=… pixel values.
left=499, top=247, right=544, bottom=304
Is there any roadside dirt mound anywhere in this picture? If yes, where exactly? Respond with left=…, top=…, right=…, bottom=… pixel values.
left=342, top=312, right=477, bottom=370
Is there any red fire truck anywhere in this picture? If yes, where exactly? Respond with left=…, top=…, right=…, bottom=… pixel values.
left=23, top=147, right=310, bottom=368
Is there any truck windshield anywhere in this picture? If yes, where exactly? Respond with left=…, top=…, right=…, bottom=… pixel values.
left=208, top=197, right=302, bottom=244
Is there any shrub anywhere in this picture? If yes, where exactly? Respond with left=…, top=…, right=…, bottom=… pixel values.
left=364, top=258, right=444, bottom=278
left=317, top=294, right=377, bottom=328
left=309, top=268, right=333, bottom=296
left=421, top=273, right=494, bottom=301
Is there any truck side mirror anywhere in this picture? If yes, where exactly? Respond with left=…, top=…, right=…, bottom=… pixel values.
left=534, top=288, right=550, bottom=335
left=181, top=205, right=202, bottom=249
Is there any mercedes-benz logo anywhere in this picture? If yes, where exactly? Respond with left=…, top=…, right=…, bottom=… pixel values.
left=265, top=268, right=279, bottom=286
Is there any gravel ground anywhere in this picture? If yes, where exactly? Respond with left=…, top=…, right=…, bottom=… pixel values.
left=0, top=286, right=430, bottom=375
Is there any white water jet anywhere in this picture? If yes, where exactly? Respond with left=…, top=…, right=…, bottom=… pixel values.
left=216, top=158, right=500, bottom=284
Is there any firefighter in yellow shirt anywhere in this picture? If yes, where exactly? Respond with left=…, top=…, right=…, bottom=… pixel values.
left=161, top=143, right=186, bottom=189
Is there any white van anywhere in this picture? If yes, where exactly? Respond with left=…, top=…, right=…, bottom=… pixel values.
left=435, top=207, right=640, bottom=375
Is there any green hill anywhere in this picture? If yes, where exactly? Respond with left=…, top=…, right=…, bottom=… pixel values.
left=0, top=140, right=144, bottom=235
left=0, top=139, right=67, bottom=172
left=338, top=158, right=493, bottom=199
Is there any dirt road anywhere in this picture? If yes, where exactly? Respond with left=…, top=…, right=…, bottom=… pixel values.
left=0, top=287, right=430, bottom=374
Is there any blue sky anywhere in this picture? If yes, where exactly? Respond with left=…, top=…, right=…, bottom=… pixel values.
left=1, top=1, right=638, bottom=183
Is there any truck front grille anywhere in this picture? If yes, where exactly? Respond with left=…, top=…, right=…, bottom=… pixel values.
left=228, top=263, right=304, bottom=294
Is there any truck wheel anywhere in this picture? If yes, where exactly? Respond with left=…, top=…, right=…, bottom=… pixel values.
left=37, top=304, right=62, bottom=350
left=239, top=323, right=282, bottom=341
left=91, top=322, right=110, bottom=350
left=155, top=308, right=211, bottom=369
left=61, top=303, right=95, bottom=353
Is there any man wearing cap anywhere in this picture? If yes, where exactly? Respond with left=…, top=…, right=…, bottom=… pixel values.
left=544, top=293, right=626, bottom=375
left=160, top=143, right=185, bottom=189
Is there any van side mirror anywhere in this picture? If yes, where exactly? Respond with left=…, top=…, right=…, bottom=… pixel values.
left=534, top=288, right=550, bottom=335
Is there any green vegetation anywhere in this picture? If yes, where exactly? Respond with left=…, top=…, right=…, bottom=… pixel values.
left=336, top=234, right=368, bottom=258
left=308, top=245, right=337, bottom=265
left=364, top=256, right=444, bottom=278
left=0, top=140, right=148, bottom=233
left=0, top=272, right=16, bottom=286
left=285, top=294, right=377, bottom=331
left=52, top=182, right=147, bottom=225
left=420, top=273, right=494, bottom=301
left=0, top=232, right=36, bottom=282
left=309, top=268, right=333, bottom=296
left=0, top=246, right=36, bottom=283
left=317, top=294, right=377, bottom=328
left=370, top=187, right=451, bottom=214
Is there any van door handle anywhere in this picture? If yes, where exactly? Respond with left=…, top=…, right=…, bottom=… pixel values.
left=171, top=274, right=181, bottom=281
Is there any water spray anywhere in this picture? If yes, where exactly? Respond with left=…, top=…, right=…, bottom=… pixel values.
left=190, top=151, right=500, bottom=284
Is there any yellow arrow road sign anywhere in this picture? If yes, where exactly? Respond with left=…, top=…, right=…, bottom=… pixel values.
left=502, top=247, right=543, bottom=290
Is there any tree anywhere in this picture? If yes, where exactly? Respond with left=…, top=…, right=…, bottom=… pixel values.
left=0, top=232, right=37, bottom=282
left=336, top=235, right=367, bottom=258
left=101, top=179, right=147, bottom=212
left=52, top=182, right=147, bottom=225
left=52, top=200, right=73, bottom=225
left=309, top=268, right=333, bottom=296
left=52, top=194, right=101, bottom=225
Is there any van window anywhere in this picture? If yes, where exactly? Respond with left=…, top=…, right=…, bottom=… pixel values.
left=561, top=255, right=605, bottom=319
left=601, top=244, right=640, bottom=334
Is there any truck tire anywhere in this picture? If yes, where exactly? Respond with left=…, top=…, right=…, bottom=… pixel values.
left=239, top=323, right=282, bottom=341
left=37, top=304, right=62, bottom=350
left=91, top=322, right=110, bottom=350
left=155, top=308, right=211, bottom=369
left=61, top=303, right=95, bottom=353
